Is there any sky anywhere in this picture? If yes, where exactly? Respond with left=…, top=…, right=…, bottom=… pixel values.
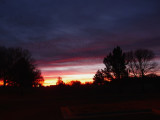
left=0, top=0, right=160, bottom=86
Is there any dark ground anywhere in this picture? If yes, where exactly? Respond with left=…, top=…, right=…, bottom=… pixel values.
left=0, top=87, right=160, bottom=120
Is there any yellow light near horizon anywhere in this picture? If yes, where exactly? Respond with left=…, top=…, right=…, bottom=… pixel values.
left=0, top=80, right=3, bottom=86
left=43, top=80, right=57, bottom=86
left=43, top=74, right=94, bottom=86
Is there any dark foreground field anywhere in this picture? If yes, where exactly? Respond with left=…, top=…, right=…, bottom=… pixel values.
left=0, top=87, right=160, bottom=120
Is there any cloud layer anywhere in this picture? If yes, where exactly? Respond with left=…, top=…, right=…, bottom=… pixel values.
left=0, top=0, right=160, bottom=85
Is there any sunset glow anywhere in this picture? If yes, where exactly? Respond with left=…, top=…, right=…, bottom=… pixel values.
left=43, top=74, right=94, bottom=86
left=0, top=0, right=160, bottom=87
left=41, top=62, right=105, bottom=86
left=0, top=80, right=3, bottom=86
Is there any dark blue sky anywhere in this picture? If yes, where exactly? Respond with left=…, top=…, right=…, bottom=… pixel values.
left=0, top=0, right=160, bottom=85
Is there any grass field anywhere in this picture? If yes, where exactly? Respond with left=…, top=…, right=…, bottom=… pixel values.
left=0, top=87, right=160, bottom=120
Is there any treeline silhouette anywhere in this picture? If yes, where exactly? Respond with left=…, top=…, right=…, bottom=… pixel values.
left=93, top=46, right=159, bottom=85
left=0, top=46, right=44, bottom=88
left=55, top=46, right=160, bottom=93
left=0, top=45, right=159, bottom=94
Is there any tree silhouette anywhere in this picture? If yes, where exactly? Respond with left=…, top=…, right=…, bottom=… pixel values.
left=126, top=49, right=158, bottom=77
left=93, top=70, right=105, bottom=85
left=56, top=76, right=65, bottom=86
left=0, top=46, right=10, bottom=87
left=0, top=47, right=43, bottom=87
left=70, top=80, right=81, bottom=87
left=126, top=51, right=138, bottom=77
left=103, top=46, right=127, bottom=80
left=32, top=70, right=44, bottom=87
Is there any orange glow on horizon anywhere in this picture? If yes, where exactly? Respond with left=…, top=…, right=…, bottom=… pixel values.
left=42, top=74, right=94, bottom=86
left=0, top=80, right=3, bottom=86
left=0, top=74, right=94, bottom=87
left=39, top=62, right=105, bottom=86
